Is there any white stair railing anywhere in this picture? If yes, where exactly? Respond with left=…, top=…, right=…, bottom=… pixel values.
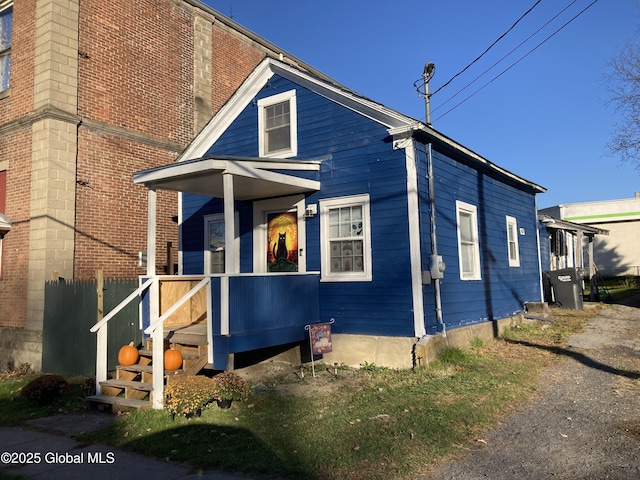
left=143, top=277, right=211, bottom=409
left=89, top=277, right=156, bottom=396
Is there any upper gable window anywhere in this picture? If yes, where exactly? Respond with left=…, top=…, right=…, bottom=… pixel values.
left=0, top=3, right=12, bottom=94
left=258, top=90, right=297, bottom=158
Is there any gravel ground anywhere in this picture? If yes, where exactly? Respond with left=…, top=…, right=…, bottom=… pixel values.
left=423, top=296, right=640, bottom=480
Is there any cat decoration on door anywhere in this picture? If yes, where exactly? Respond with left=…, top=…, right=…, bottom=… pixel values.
left=267, top=211, right=298, bottom=272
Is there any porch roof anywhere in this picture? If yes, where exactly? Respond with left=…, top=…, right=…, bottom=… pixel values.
left=133, top=155, right=321, bottom=200
left=539, top=214, right=609, bottom=236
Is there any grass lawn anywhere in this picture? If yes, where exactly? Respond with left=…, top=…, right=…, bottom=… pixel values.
left=0, top=304, right=609, bottom=480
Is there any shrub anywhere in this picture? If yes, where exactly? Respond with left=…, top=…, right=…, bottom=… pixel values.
left=164, top=375, right=217, bottom=417
left=212, top=371, right=249, bottom=401
left=20, top=374, right=69, bottom=405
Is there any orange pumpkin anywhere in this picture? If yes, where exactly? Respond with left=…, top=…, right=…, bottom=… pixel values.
left=164, top=349, right=183, bottom=371
left=118, top=342, right=139, bottom=366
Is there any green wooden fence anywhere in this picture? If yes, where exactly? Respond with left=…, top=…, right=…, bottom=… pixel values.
left=42, top=278, right=142, bottom=376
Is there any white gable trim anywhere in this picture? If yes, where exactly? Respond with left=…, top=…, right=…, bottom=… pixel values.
left=179, top=59, right=276, bottom=161
left=179, top=58, right=415, bottom=165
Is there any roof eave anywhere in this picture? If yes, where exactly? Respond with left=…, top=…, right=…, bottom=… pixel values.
left=389, top=124, right=547, bottom=195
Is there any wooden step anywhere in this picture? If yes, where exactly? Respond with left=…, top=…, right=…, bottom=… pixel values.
left=100, top=379, right=153, bottom=392
left=138, top=349, right=199, bottom=361
left=117, top=364, right=184, bottom=375
left=86, top=394, right=151, bottom=409
left=165, top=332, right=208, bottom=345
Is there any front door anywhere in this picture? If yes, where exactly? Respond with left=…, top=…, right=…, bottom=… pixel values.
left=253, top=196, right=306, bottom=273
left=267, top=210, right=298, bottom=272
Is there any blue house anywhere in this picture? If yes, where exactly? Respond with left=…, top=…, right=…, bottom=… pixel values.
left=109, top=57, right=545, bottom=407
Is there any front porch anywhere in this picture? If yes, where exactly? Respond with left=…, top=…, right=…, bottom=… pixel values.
left=90, top=273, right=319, bottom=409
left=91, top=155, right=322, bottom=409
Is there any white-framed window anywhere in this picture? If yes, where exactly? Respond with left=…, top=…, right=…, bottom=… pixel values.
left=456, top=200, right=481, bottom=281
left=203, top=213, right=239, bottom=274
left=0, top=2, right=12, bottom=93
left=319, top=194, right=372, bottom=282
left=506, top=215, right=520, bottom=267
left=258, top=90, right=297, bottom=158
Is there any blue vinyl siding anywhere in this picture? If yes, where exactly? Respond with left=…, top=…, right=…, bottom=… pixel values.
left=179, top=72, right=543, bottom=344
left=181, top=194, right=253, bottom=274
left=206, top=75, right=416, bottom=337
left=419, top=145, right=541, bottom=332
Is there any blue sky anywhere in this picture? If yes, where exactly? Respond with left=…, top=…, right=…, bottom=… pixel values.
left=204, top=0, right=639, bottom=208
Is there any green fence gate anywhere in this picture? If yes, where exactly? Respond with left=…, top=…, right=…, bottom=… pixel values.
left=42, top=278, right=142, bottom=376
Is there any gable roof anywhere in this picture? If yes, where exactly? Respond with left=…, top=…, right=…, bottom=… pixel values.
left=176, top=57, right=545, bottom=195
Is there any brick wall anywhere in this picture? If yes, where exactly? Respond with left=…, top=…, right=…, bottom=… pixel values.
left=0, top=0, right=35, bottom=123
left=0, top=128, right=32, bottom=328
left=0, top=0, right=274, bottom=364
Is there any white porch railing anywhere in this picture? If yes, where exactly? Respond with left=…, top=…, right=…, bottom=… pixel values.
left=143, top=276, right=211, bottom=409
left=89, top=277, right=156, bottom=397
left=89, top=276, right=212, bottom=409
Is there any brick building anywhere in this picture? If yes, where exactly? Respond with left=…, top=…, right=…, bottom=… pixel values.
left=0, top=0, right=323, bottom=370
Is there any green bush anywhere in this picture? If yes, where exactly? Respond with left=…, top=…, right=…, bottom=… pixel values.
left=20, top=374, right=69, bottom=405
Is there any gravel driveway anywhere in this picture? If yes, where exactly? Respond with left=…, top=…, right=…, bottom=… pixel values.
left=423, top=296, right=640, bottom=480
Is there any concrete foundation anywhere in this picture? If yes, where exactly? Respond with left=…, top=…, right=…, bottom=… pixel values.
left=318, top=314, right=528, bottom=370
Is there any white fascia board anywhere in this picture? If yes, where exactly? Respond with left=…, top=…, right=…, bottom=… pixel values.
left=178, top=59, right=276, bottom=162
left=235, top=160, right=320, bottom=171
left=133, top=158, right=226, bottom=185
left=389, top=125, right=546, bottom=194
left=225, top=162, right=320, bottom=191
left=268, top=59, right=415, bottom=130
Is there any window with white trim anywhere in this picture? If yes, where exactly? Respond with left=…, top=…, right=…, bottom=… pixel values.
left=320, top=195, right=372, bottom=282
left=258, top=90, right=297, bottom=158
left=0, top=3, right=12, bottom=94
left=203, top=213, right=239, bottom=274
left=506, top=215, right=520, bottom=267
left=456, top=200, right=481, bottom=280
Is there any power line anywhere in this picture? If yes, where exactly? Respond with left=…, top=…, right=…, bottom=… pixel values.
left=430, top=0, right=543, bottom=97
left=432, top=0, right=579, bottom=115
left=434, top=0, right=601, bottom=122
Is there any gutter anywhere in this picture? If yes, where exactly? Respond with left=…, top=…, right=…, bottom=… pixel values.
left=389, top=124, right=546, bottom=195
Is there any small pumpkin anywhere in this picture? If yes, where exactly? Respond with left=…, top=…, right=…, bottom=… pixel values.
left=164, top=348, right=183, bottom=371
left=118, top=342, right=139, bottom=366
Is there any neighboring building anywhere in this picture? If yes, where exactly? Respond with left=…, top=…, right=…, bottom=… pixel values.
left=538, top=213, right=607, bottom=276
left=0, top=0, right=329, bottom=370
left=131, top=57, right=547, bottom=384
left=540, top=194, right=640, bottom=278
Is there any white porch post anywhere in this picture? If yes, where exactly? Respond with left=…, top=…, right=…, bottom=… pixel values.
left=146, top=188, right=164, bottom=409
left=222, top=173, right=235, bottom=369
left=146, top=188, right=157, bottom=277
left=223, top=173, right=236, bottom=273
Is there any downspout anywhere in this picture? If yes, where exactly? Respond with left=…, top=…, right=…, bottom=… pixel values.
left=427, top=143, right=445, bottom=337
